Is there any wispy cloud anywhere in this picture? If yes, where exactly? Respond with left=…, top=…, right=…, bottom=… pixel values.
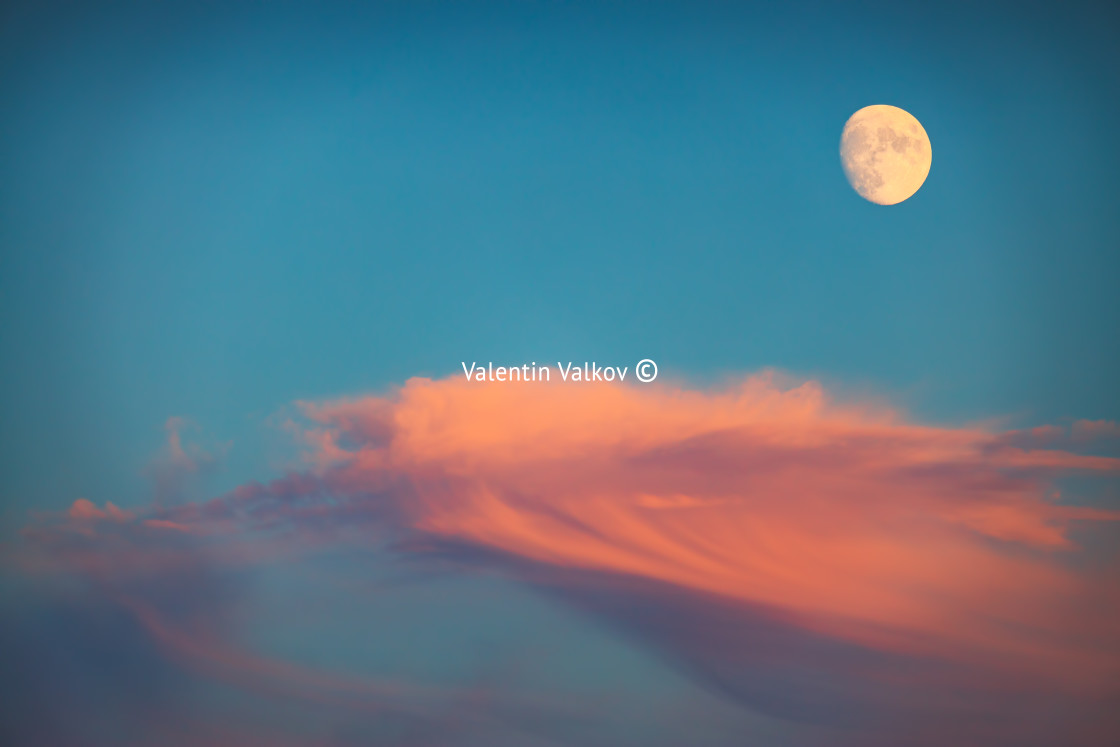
left=144, top=417, right=226, bottom=503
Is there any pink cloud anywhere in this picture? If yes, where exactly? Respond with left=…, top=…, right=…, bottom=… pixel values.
left=15, top=372, right=1120, bottom=742
left=67, top=498, right=133, bottom=522
left=1072, top=419, right=1120, bottom=442
left=285, top=374, right=1120, bottom=686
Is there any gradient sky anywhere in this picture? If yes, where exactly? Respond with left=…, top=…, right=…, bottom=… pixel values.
left=2, top=2, right=1119, bottom=745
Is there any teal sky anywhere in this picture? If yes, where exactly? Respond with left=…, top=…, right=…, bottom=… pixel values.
left=3, top=2, right=1119, bottom=521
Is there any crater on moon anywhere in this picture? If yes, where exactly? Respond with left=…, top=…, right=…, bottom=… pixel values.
left=840, top=105, right=931, bottom=205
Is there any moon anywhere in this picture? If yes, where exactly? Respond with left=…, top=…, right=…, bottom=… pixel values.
left=840, top=105, right=931, bottom=205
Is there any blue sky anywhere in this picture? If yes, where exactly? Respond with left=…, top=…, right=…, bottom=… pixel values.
left=3, top=1, right=1118, bottom=518
left=2, top=3, right=1119, bottom=744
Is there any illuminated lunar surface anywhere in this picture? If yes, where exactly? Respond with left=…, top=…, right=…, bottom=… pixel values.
left=840, top=105, right=931, bottom=205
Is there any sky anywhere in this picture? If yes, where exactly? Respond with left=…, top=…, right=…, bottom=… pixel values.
left=1, top=1, right=1119, bottom=745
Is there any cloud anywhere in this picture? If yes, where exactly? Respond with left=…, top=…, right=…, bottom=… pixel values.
left=288, top=373, right=1120, bottom=741
left=1072, top=419, right=1120, bottom=443
left=11, top=493, right=589, bottom=745
left=997, top=419, right=1120, bottom=449
left=144, top=417, right=225, bottom=504
left=13, top=372, right=1120, bottom=744
left=68, top=498, right=133, bottom=522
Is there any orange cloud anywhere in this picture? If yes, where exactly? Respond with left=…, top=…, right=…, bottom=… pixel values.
left=15, top=372, right=1120, bottom=741
left=295, top=373, right=1120, bottom=689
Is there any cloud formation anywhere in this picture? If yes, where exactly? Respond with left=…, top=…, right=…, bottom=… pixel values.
left=14, top=372, right=1120, bottom=745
